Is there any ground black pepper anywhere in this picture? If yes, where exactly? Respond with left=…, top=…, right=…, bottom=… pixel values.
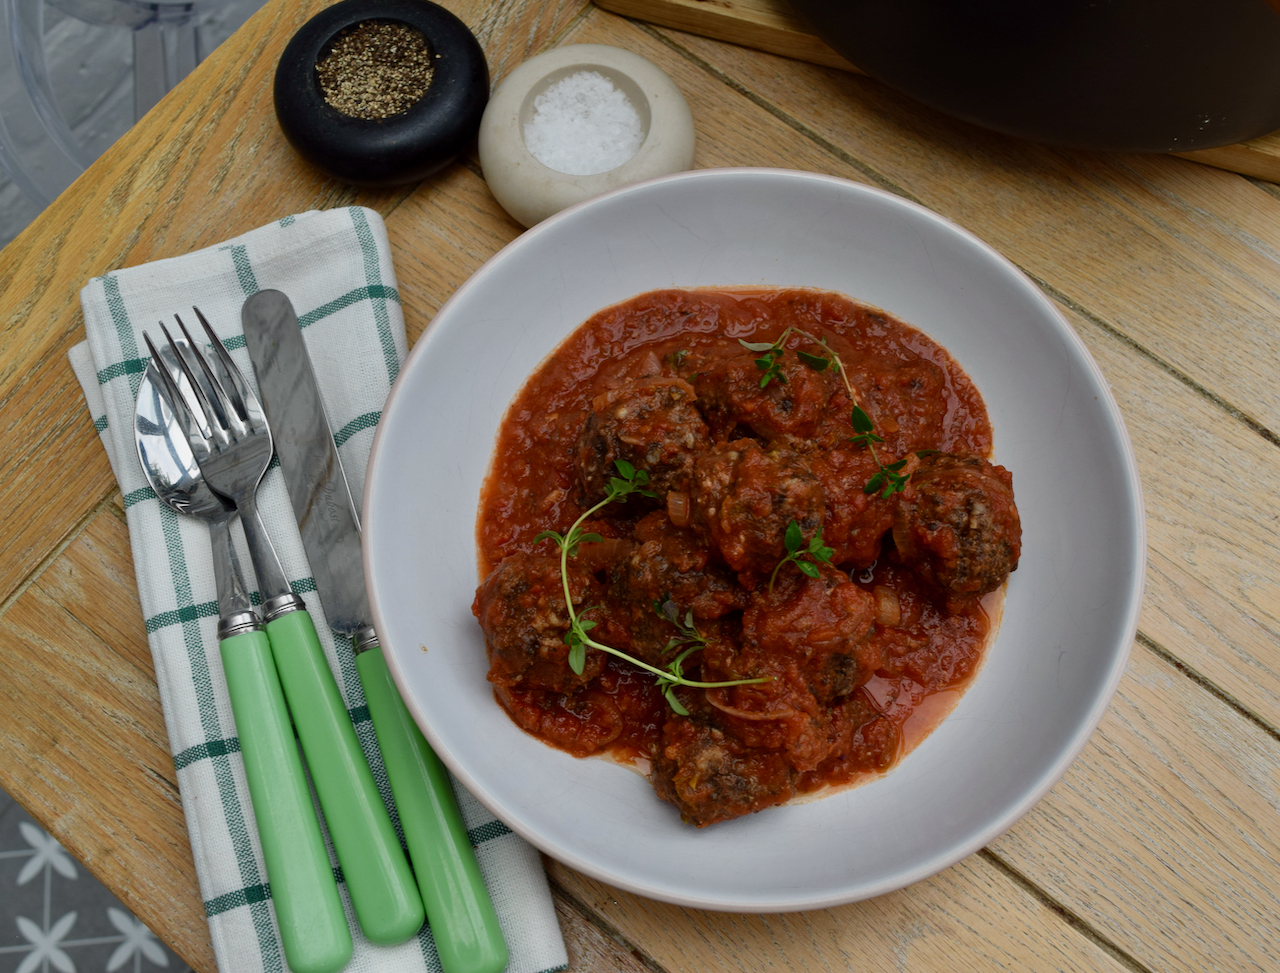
left=316, top=20, right=434, bottom=120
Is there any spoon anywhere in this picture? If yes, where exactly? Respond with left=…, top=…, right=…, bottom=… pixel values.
left=134, top=359, right=352, bottom=973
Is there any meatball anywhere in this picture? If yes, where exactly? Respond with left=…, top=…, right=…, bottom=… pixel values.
left=739, top=567, right=879, bottom=704
left=684, top=568, right=878, bottom=773
left=808, top=446, right=898, bottom=568
left=472, top=552, right=605, bottom=693
left=608, top=514, right=746, bottom=666
left=650, top=708, right=796, bottom=827
left=693, top=349, right=835, bottom=442
left=690, top=439, right=826, bottom=579
left=892, top=452, right=1021, bottom=606
left=795, top=692, right=901, bottom=791
left=574, top=377, right=710, bottom=503
left=842, top=355, right=947, bottom=454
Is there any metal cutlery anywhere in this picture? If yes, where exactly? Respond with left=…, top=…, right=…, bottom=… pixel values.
left=144, top=311, right=425, bottom=946
left=134, top=356, right=351, bottom=973
left=241, top=289, right=508, bottom=973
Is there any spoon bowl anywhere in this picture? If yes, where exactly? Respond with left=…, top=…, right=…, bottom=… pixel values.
left=135, top=359, right=232, bottom=521
left=134, top=347, right=253, bottom=632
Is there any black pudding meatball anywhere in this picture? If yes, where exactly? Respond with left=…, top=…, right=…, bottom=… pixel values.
left=574, top=377, right=710, bottom=503
left=892, top=452, right=1021, bottom=606
left=693, top=349, right=835, bottom=442
left=651, top=708, right=797, bottom=827
left=472, top=552, right=604, bottom=693
left=690, top=439, right=826, bottom=579
left=607, top=513, right=746, bottom=666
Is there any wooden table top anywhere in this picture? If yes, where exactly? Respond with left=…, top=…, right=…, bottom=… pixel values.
left=3, top=1, right=1279, bottom=970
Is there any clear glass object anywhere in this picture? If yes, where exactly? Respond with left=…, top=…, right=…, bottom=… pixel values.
left=0, top=0, right=262, bottom=243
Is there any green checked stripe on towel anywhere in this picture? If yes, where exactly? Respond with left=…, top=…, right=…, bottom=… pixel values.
left=70, top=207, right=569, bottom=973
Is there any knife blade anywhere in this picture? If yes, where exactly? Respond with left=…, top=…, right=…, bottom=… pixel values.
left=242, top=289, right=508, bottom=973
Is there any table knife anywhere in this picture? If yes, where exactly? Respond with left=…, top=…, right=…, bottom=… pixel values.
left=242, top=289, right=508, bottom=973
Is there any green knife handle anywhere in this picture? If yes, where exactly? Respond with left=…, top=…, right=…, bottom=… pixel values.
left=357, top=648, right=508, bottom=973
left=219, top=629, right=352, bottom=973
left=265, top=610, right=426, bottom=945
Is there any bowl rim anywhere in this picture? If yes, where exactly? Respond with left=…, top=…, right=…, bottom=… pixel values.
left=364, top=166, right=1146, bottom=911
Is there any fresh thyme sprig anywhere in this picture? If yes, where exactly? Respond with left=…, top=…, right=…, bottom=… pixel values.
left=537, top=459, right=768, bottom=713
left=768, top=520, right=836, bottom=594
left=850, top=405, right=911, bottom=498
left=739, top=327, right=913, bottom=497
left=739, top=327, right=833, bottom=388
left=654, top=597, right=707, bottom=655
left=652, top=599, right=708, bottom=715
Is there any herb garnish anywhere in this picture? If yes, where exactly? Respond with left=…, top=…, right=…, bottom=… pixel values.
left=650, top=598, right=710, bottom=715
left=738, top=327, right=912, bottom=497
left=537, top=459, right=768, bottom=713
left=850, top=405, right=911, bottom=498
left=768, top=520, right=836, bottom=594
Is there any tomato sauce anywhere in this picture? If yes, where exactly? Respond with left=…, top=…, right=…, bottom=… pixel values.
left=473, top=288, right=1017, bottom=826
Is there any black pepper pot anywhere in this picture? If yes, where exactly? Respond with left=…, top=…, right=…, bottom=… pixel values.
left=274, top=0, right=489, bottom=187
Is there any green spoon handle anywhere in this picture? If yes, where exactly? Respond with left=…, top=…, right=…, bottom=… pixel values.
left=219, top=629, right=351, bottom=973
left=357, top=647, right=509, bottom=973
left=265, top=609, right=426, bottom=945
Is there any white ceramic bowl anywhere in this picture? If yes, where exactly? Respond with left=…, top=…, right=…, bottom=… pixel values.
left=364, top=168, right=1145, bottom=912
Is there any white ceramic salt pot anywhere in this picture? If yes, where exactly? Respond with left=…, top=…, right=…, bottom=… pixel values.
left=478, top=44, right=696, bottom=227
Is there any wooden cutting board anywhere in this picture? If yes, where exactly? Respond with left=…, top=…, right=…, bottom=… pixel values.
left=594, top=0, right=1280, bottom=183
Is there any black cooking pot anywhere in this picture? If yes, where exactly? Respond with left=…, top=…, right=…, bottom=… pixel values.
left=788, top=0, right=1280, bottom=152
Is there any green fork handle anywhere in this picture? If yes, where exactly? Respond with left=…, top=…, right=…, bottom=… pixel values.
left=265, top=609, right=426, bottom=945
left=219, top=629, right=351, bottom=973
left=358, top=647, right=509, bottom=973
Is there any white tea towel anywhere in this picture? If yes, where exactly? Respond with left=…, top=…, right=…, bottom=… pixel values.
left=69, top=207, right=567, bottom=973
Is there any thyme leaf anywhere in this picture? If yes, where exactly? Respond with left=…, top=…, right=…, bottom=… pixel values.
left=796, top=349, right=830, bottom=370
left=850, top=405, right=910, bottom=498
left=738, top=327, right=912, bottom=496
left=768, top=520, right=836, bottom=594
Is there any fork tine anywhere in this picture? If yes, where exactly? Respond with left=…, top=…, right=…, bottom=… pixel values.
left=171, top=314, right=236, bottom=430
left=161, top=320, right=230, bottom=436
left=143, top=331, right=211, bottom=457
left=193, top=307, right=256, bottom=424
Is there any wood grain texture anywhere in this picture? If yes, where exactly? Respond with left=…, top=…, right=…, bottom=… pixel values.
left=1178, top=129, right=1280, bottom=183
left=549, top=876, right=657, bottom=973
left=0, top=511, right=212, bottom=971
left=992, top=641, right=1280, bottom=972
left=545, top=854, right=1133, bottom=972
left=593, top=0, right=859, bottom=71
left=2, top=0, right=1280, bottom=971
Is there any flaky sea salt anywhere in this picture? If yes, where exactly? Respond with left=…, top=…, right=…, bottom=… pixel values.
left=524, top=70, right=644, bottom=175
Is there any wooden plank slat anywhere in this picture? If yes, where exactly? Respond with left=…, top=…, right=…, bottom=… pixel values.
left=593, top=0, right=859, bottom=71
left=993, top=642, right=1280, bottom=973
left=550, top=880, right=657, bottom=973
left=1179, top=129, right=1280, bottom=183
left=545, top=855, right=1132, bottom=973
left=0, top=512, right=212, bottom=971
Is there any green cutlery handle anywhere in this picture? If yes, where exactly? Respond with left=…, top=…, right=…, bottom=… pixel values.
left=357, top=647, right=508, bottom=973
left=265, top=609, right=426, bottom=945
left=219, top=629, right=352, bottom=973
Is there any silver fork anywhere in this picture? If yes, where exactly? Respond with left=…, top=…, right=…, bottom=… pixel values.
left=143, top=310, right=425, bottom=945
left=143, top=311, right=301, bottom=621
left=135, top=355, right=351, bottom=973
